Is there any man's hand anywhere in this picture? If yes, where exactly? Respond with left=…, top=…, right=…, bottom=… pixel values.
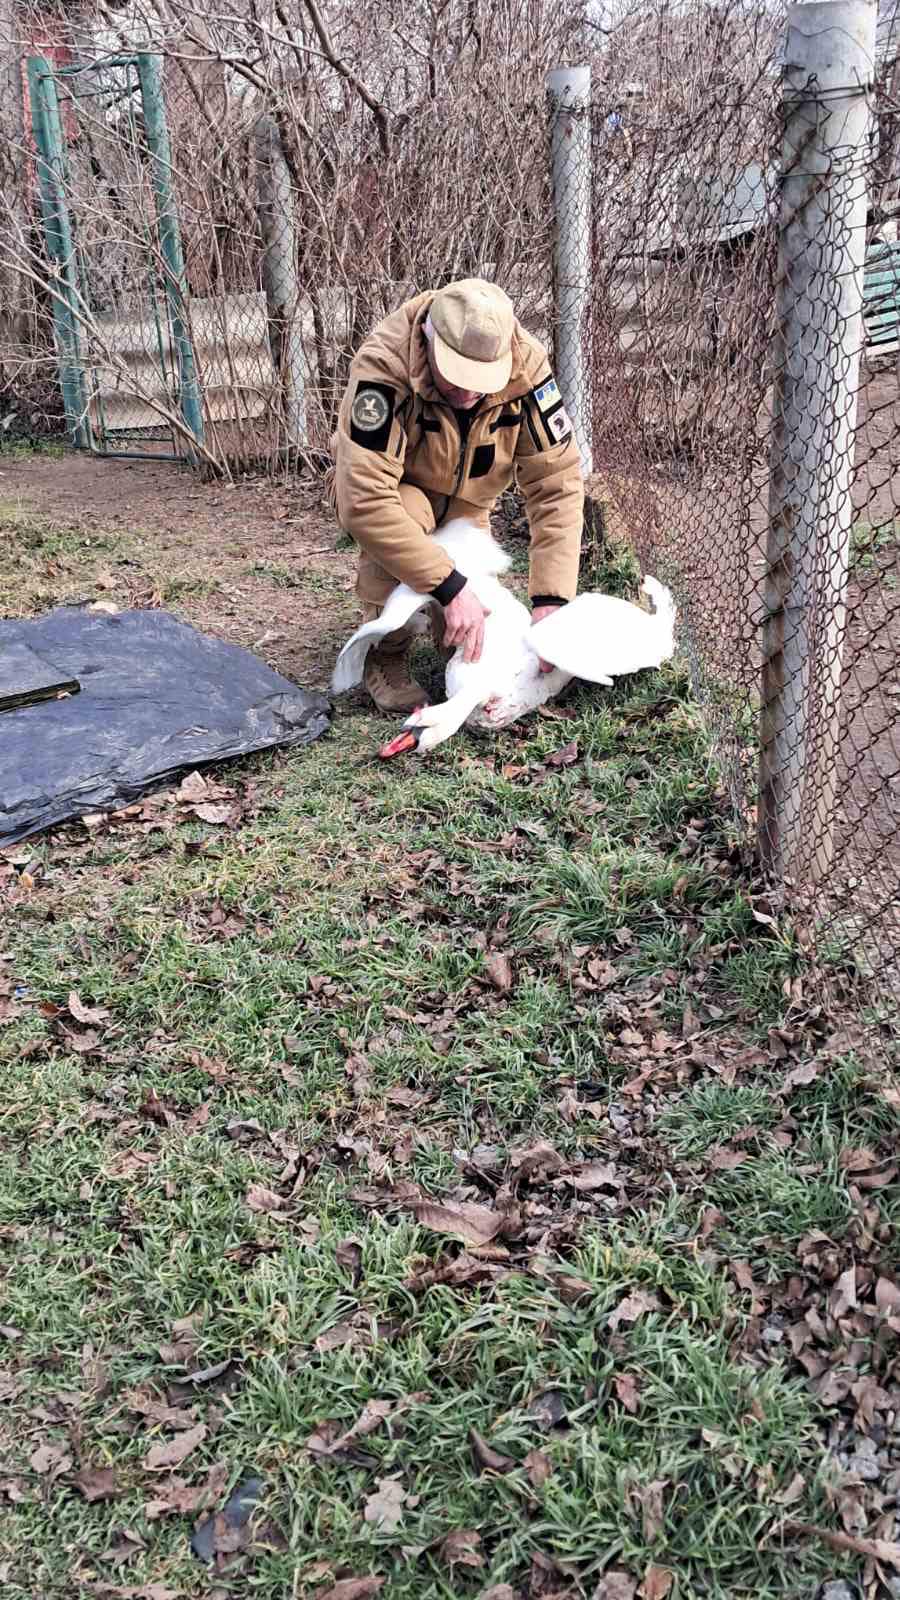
left=531, top=603, right=563, bottom=673
left=443, top=586, right=490, bottom=663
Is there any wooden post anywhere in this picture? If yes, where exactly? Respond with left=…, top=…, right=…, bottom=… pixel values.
left=758, top=0, right=876, bottom=887
left=255, top=112, right=306, bottom=449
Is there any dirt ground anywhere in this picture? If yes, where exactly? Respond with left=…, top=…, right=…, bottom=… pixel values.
left=0, top=451, right=358, bottom=692
left=3, top=441, right=897, bottom=975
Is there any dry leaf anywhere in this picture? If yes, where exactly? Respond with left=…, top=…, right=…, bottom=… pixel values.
left=143, top=1422, right=207, bottom=1471
left=782, top=1520, right=900, bottom=1568
left=336, top=1237, right=364, bottom=1282
left=306, top=1397, right=412, bottom=1460
left=529, top=1388, right=569, bottom=1429
left=440, top=1529, right=483, bottom=1568
left=319, top=1581, right=385, bottom=1600
left=193, top=803, right=232, bottom=825
left=594, top=1574, right=638, bottom=1600
left=183, top=1101, right=211, bottom=1134
left=639, top=1480, right=667, bottom=1542
left=177, top=771, right=208, bottom=802
left=67, top=991, right=109, bottom=1026
left=315, top=1321, right=360, bottom=1354
left=143, top=1461, right=228, bottom=1521
left=512, top=1140, right=565, bottom=1183
left=485, top=952, right=514, bottom=992
left=524, top=1449, right=552, bottom=1489
left=139, top=1088, right=175, bottom=1128
left=608, top=1290, right=662, bottom=1330
left=66, top=1027, right=104, bottom=1054
left=829, top=1264, right=857, bottom=1319
left=73, top=1464, right=119, bottom=1502
left=29, top=1442, right=72, bottom=1477
left=558, top=1087, right=580, bottom=1123
left=157, top=1315, right=201, bottom=1366
left=87, top=1587, right=179, bottom=1600
left=839, top=1146, right=879, bottom=1172
left=783, top=1059, right=822, bottom=1090
left=385, top=1086, right=424, bottom=1108
left=363, top=1476, right=408, bottom=1533
left=245, top=1183, right=286, bottom=1214
left=125, top=1387, right=198, bottom=1430
left=639, top=1565, right=673, bottom=1600
left=708, top=1146, right=746, bottom=1172
left=546, top=740, right=579, bottom=767
left=614, top=1372, right=640, bottom=1414
left=469, top=1427, right=515, bottom=1474
left=106, top=1150, right=158, bottom=1181
left=875, top=1277, right=900, bottom=1316
left=773, top=1472, right=806, bottom=1507
left=569, top=1160, right=620, bottom=1192
left=97, top=1528, right=146, bottom=1566
left=412, top=1199, right=504, bottom=1247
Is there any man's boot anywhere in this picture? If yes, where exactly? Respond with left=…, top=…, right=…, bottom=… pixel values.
left=361, top=607, right=429, bottom=715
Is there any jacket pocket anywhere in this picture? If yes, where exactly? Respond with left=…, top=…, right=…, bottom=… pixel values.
left=470, top=443, right=496, bottom=479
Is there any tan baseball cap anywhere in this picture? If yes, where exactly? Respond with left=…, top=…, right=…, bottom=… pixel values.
left=429, top=278, right=514, bottom=393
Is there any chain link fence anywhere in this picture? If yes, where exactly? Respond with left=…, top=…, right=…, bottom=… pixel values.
left=1, top=0, right=898, bottom=1001
left=1, top=4, right=562, bottom=463
left=565, top=1, right=900, bottom=1000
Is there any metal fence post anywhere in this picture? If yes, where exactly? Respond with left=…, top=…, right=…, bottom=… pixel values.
left=255, top=113, right=307, bottom=450
left=26, top=58, right=91, bottom=448
left=546, top=63, right=592, bottom=475
left=758, top=0, right=876, bottom=887
left=136, top=52, right=205, bottom=451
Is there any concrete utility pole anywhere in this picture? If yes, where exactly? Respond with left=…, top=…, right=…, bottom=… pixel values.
left=547, top=63, right=593, bottom=474
left=758, top=0, right=876, bottom=885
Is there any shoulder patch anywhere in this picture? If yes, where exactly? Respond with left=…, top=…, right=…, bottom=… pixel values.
left=526, top=376, right=573, bottom=448
left=546, top=405, right=573, bottom=444
left=349, top=381, right=396, bottom=450
left=533, top=376, right=561, bottom=415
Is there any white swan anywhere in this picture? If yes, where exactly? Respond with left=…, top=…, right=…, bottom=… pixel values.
left=330, top=519, right=676, bottom=755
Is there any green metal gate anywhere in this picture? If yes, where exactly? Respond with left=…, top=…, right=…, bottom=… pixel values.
left=863, top=238, right=900, bottom=353
left=26, top=52, right=204, bottom=461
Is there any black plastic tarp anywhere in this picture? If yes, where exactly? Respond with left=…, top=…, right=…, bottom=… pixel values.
left=0, top=606, right=331, bottom=844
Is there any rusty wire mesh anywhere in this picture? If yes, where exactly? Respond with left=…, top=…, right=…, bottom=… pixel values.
left=1, top=0, right=567, bottom=460
left=1, top=0, right=898, bottom=1000
left=575, top=10, right=900, bottom=999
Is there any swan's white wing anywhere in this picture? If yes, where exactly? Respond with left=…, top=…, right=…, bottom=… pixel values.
left=528, top=586, right=675, bottom=683
left=330, top=584, right=429, bottom=693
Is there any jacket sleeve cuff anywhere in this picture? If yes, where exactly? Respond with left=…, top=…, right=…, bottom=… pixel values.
left=531, top=594, right=568, bottom=610
left=430, top=569, right=467, bottom=606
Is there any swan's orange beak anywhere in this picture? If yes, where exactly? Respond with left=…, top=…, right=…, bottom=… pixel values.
left=378, top=710, right=425, bottom=760
left=379, top=729, right=420, bottom=759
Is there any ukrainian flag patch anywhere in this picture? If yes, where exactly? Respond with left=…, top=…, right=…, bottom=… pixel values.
left=534, top=377, right=561, bottom=415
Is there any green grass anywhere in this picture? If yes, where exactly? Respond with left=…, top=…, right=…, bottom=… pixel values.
left=158, top=573, right=222, bottom=602
left=0, top=501, right=126, bottom=613
left=249, top=560, right=304, bottom=588
left=0, top=435, right=67, bottom=461
left=851, top=516, right=900, bottom=582
left=1, top=495, right=898, bottom=1598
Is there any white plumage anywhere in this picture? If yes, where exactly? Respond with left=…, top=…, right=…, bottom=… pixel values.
left=331, top=519, right=676, bottom=753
